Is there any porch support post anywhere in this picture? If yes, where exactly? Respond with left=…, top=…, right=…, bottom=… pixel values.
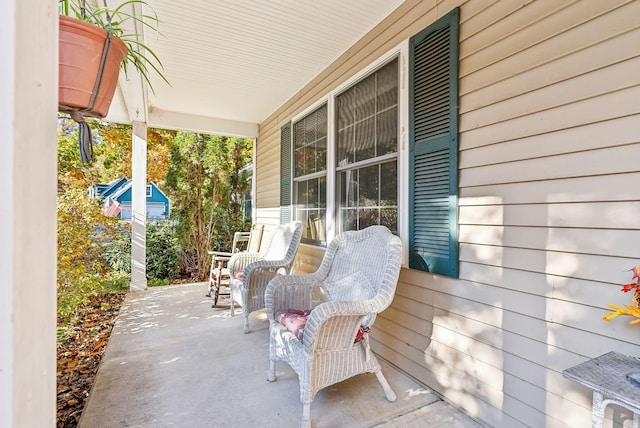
left=0, top=0, right=58, bottom=426
left=130, top=121, right=148, bottom=291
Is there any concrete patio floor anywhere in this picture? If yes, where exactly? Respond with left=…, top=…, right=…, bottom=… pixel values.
left=79, top=283, right=481, bottom=428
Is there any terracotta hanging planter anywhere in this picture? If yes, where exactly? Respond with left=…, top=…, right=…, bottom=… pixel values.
left=58, top=15, right=127, bottom=118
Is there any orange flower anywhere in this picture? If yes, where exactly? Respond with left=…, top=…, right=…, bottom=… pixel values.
left=603, top=264, right=640, bottom=325
left=603, top=304, right=640, bottom=324
left=621, top=283, right=639, bottom=293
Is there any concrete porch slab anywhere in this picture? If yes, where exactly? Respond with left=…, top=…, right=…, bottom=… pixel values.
left=79, top=283, right=480, bottom=428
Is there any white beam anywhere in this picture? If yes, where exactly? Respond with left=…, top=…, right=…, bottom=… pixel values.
left=148, top=108, right=259, bottom=138
left=116, top=1, right=148, bottom=124
left=128, top=117, right=148, bottom=295
left=0, top=0, right=58, bottom=426
left=130, top=121, right=148, bottom=291
left=118, top=74, right=148, bottom=123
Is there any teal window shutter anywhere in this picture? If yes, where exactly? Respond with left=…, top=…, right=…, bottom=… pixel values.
left=280, top=122, right=292, bottom=224
left=409, top=8, right=459, bottom=277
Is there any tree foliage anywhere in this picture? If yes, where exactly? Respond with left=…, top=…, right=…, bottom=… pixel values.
left=57, top=187, right=124, bottom=320
left=57, top=116, right=175, bottom=192
left=57, top=115, right=253, bottom=316
left=57, top=116, right=176, bottom=320
left=165, top=133, right=253, bottom=280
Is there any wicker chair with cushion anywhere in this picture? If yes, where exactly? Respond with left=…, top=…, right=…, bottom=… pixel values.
left=228, top=221, right=303, bottom=333
left=265, top=225, right=402, bottom=428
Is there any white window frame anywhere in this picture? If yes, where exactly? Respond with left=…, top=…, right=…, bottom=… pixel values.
left=145, top=184, right=152, bottom=198
left=292, top=103, right=329, bottom=243
left=289, top=41, right=409, bottom=265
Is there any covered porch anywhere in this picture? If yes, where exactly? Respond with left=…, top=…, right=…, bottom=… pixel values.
left=4, top=0, right=640, bottom=426
left=78, top=283, right=479, bottom=428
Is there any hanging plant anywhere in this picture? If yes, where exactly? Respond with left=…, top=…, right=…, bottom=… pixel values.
left=58, top=0, right=169, bottom=162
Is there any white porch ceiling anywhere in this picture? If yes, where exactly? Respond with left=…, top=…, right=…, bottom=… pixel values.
left=107, top=0, right=406, bottom=137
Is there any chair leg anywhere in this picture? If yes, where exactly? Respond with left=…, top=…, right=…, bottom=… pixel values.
left=301, top=402, right=311, bottom=428
left=209, top=279, right=218, bottom=305
left=213, top=288, right=219, bottom=305
left=374, top=368, right=396, bottom=402
left=213, top=269, right=221, bottom=305
left=267, top=360, right=276, bottom=382
left=243, top=313, right=250, bottom=334
left=206, top=277, right=214, bottom=297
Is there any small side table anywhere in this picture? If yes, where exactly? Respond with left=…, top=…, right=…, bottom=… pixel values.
left=563, top=351, right=640, bottom=428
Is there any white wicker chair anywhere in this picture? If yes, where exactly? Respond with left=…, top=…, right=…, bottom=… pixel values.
left=207, top=224, right=264, bottom=305
left=265, top=225, right=402, bottom=428
left=228, top=221, right=303, bottom=333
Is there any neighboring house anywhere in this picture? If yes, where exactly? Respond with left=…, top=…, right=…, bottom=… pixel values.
left=90, top=179, right=170, bottom=220
left=254, top=2, right=640, bottom=428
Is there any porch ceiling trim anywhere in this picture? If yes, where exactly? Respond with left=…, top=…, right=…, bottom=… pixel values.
left=104, top=0, right=406, bottom=136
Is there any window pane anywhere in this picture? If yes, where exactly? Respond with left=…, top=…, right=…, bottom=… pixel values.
left=337, top=89, right=354, bottom=129
left=316, top=110, right=327, bottom=139
left=355, top=117, right=375, bottom=162
left=335, top=58, right=397, bottom=169
left=298, top=210, right=311, bottom=239
left=377, top=61, right=398, bottom=111
left=337, top=125, right=354, bottom=166
left=354, top=74, right=376, bottom=121
left=380, top=208, right=398, bottom=233
left=359, top=208, right=379, bottom=229
left=294, top=123, right=306, bottom=148
left=308, top=179, right=318, bottom=208
left=342, top=208, right=357, bottom=231
left=344, top=169, right=358, bottom=207
left=296, top=181, right=308, bottom=206
left=294, top=105, right=327, bottom=179
left=377, top=107, right=397, bottom=155
left=380, top=161, right=397, bottom=206
left=359, top=164, right=379, bottom=207
left=294, top=148, right=304, bottom=177
left=318, top=176, right=326, bottom=208
left=317, top=136, right=327, bottom=173
left=296, top=177, right=327, bottom=242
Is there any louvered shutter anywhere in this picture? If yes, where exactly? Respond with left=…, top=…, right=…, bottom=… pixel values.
left=409, top=8, right=459, bottom=277
left=280, top=122, right=292, bottom=224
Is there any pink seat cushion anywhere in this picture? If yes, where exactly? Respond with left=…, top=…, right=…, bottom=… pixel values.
left=234, top=270, right=283, bottom=282
left=275, top=309, right=369, bottom=343
left=275, top=309, right=311, bottom=341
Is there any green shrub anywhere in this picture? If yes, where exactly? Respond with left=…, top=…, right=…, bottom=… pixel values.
left=146, top=223, right=180, bottom=280
left=105, top=228, right=132, bottom=273
left=148, top=278, right=171, bottom=287
left=57, top=271, right=129, bottom=323
left=105, top=222, right=180, bottom=280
